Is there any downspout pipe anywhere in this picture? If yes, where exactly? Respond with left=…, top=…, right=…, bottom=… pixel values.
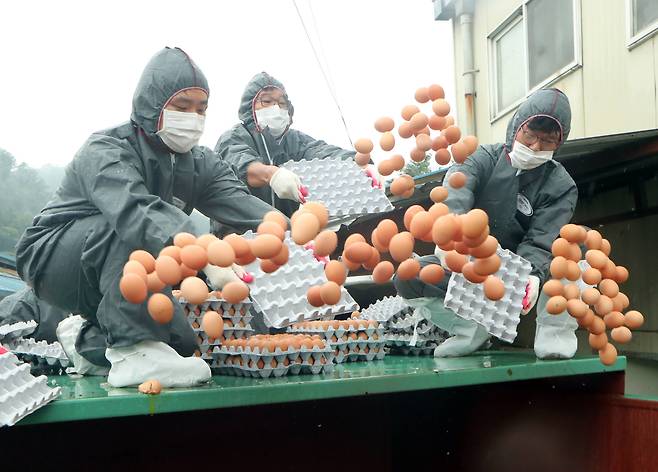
left=460, top=12, right=476, bottom=137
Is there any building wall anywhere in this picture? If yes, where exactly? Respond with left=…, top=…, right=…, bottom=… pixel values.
left=450, top=0, right=658, bottom=144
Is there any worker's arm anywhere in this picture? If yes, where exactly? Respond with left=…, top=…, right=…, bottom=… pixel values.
left=442, top=145, right=494, bottom=215
left=285, top=129, right=355, bottom=162
left=215, top=126, right=274, bottom=187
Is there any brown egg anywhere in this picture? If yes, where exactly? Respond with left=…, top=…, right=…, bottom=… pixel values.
left=427, top=187, right=448, bottom=204
left=372, top=261, right=395, bottom=284
left=386, top=154, right=404, bottom=171
left=604, top=311, right=625, bottom=329
left=463, top=227, right=490, bottom=248
left=123, top=260, right=148, bottom=282
left=403, top=205, right=424, bottom=231
left=560, top=224, right=587, bottom=243
left=409, top=211, right=433, bottom=239
left=585, top=230, right=603, bottom=250
left=415, top=134, right=432, bottom=153
left=310, top=230, right=335, bottom=257
left=397, top=258, right=421, bottom=280
left=179, top=244, right=208, bottom=271
left=565, top=260, right=581, bottom=281
left=566, top=299, right=588, bottom=318
left=259, top=259, right=279, bottom=273
left=425, top=84, right=444, bottom=100
left=222, top=281, right=249, bottom=304
left=563, top=283, right=580, bottom=300
left=611, top=326, right=632, bottom=344
left=223, top=234, right=252, bottom=258
left=146, top=272, right=166, bottom=293
left=345, top=233, right=366, bottom=248
left=470, top=236, right=498, bottom=259
left=450, top=142, right=469, bottom=164
left=443, top=126, right=461, bottom=144
left=292, top=212, right=320, bottom=245
left=302, top=202, right=328, bottom=229
left=551, top=238, right=570, bottom=258
left=344, top=242, right=372, bottom=264
left=129, top=250, right=156, bottom=273
left=614, top=266, right=629, bottom=284
left=445, top=251, right=468, bottom=273
left=155, top=255, right=183, bottom=285
left=391, top=176, right=413, bottom=196
left=578, top=309, right=595, bottom=328
left=589, top=332, right=608, bottom=350
left=462, top=135, right=479, bottom=154
left=582, top=268, right=602, bottom=286
left=546, top=296, right=567, bottom=314
left=566, top=243, right=582, bottom=263
left=581, top=287, right=601, bottom=306
left=410, top=112, right=429, bottom=132
left=448, top=172, right=467, bottom=189
left=601, top=259, right=617, bottom=280
left=235, top=252, right=257, bottom=266
left=484, top=276, right=506, bottom=301
left=401, top=105, right=421, bottom=121
left=598, top=343, right=618, bottom=366
left=263, top=211, right=288, bottom=231
left=398, top=122, right=413, bottom=139
left=598, top=237, right=611, bottom=255
left=599, top=278, right=619, bottom=298
left=429, top=203, right=450, bottom=222
left=307, top=286, right=324, bottom=307
left=594, top=295, right=613, bottom=316
left=389, top=232, right=414, bottom=262
left=473, top=254, right=501, bottom=276
left=410, top=147, right=426, bottom=162
left=419, top=264, right=445, bottom=285
left=379, top=132, right=395, bottom=151
left=120, top=273, right=148, bottom=304
left=147, top=293, right=174, bottom=324
left=250, top=234, right=283, bottom=260
left=180, top=276, right=209, bottom=305
left=258, top=221, right=286, bottom=241
left=180, top=264, right=197, bottom=279
left=371, top=229, right=389, bottom=253
left=543, top=279, right=564, bottom=297
left=435, top=149, right=452, bottom=166
left=325, top=260, right=347, bottom=285
left=363, top=247, right=381, bottom=270
left=320, top=281, right=342, bottom=305
left=462, top=262, right=488, bottom=283
left=374, top=116, right=395, bottom=133
left=201, top=310, right=224, bottom=339
left=549, top=256, right=568, bottom=279
left=354, top=138, right=374, bottom=154
left=624, top=310, right=644, bottom=329
left=196, top=234, right=219, bottom=250
left=428, top=115, right=446, bottom=131
left=432, top=99, right=450, bottom=117
left=613, top=292, right=630, bottom=311
left=461, top=209, right=488, bottom=239
left=585, top=250, right=608, bottom=270
left=376, top=219, right=398, bottom=246
left=378, top=159, right=395, bottom=176
left=454, top=241, right=471, bottom=255
left=444, top=116, right=456, bottom=127
left=355, top=153, right=371, bottom=167
left=414, top=87, right=430, bottom=103
left=431, top=214, right=456, bottom=246
left=173, top=232, right=197, bottom=248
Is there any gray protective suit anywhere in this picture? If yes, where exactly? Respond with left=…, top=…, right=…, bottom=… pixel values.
left=0, top=287, right=67, bottom=343
left=213, top=72, right=354, bottom=233
left=16, top=48, right=273, bottom=366
left=396, top=88, right=578, bottom=301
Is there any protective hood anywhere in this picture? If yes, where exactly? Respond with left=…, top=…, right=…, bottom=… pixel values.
left=238, top=72, right=295, bottom=130
left=131, top=47, right=209, bottom=136
left=504, top=88, right=571, bottom=151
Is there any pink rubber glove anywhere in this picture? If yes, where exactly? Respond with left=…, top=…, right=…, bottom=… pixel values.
left=364, top=168, right=382, bottom=189
left=304, top=243, right=330, bottom=265
left=522, top=275, right=540, bottom=315
left=297, top=185, right=309, bottom=203
left=232, top=264, right=255, bottom=284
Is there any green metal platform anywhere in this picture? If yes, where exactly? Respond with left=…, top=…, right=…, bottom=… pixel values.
left=18, top=351, right=625, bottom=426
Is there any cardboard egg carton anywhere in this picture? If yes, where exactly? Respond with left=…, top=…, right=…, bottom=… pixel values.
left=5, top=338, right=70, bottom=373
left=0, top=320, right=37, bottom=341
left=282, top=156, right=394, bottom=222
left=444, top=248, right=531, bottom=343
left=0, top=351, right=60, bottom=427
left=241, top=232, right=359, bottom=328
left=360, top=296, right=412, bottom=323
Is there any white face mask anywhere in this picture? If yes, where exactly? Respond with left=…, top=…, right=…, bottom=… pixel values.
left=508, top=140, right=554, bottom=170
left=156, top=109, right=205, bottom=153
left=255, top=105, right=290, bottom=137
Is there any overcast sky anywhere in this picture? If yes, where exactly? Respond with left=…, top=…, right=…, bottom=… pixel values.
left=0, top=0, right=454, bottom=174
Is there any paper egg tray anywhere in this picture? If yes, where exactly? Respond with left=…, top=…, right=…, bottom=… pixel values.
left=241, top=231, right=359, bottom=328
left=0, top=320, right=37, bottom=341
left=444, top=248, right=532, bottom=343
left=5, top=338, right=71, bottom=374
left=0, top=352, right=61, bottom=427
left=287, top=325, right=387, bottom=363
left=360, top=296, right=412, bottom=323
left=282, top=156, right=394, bottom=220
left=212, top=345, right=335, bottom=378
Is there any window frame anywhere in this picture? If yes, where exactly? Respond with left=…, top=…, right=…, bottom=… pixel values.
left=626, top=0, right=658, bottom=50
left=487, top=0, right=582, bottom=123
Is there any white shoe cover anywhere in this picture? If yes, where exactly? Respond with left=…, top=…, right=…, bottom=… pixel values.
left=56, top=315, right=110, bottom=376
left=106, top=340, right=211, bottom=388
left=534, top=293, right=578, bottom=359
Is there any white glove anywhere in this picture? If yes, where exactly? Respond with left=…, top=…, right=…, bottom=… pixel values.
left=269, top=167, right=302, bottom=202
left=522, top=275, right=540, bottom=315
left=434, top=245, right=448, bottom=269
left=203, top=263, right=244, bottom=290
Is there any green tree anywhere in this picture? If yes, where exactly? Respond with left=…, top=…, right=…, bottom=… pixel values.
left=402, top=153, right=431, bottom=177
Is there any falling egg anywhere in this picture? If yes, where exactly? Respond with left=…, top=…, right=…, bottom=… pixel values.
left=202, top=310, right=224, bottom=339
left=585, top=230, right=603, bottom=250
left=354, top=138, right=374, bottom=154
left=410, top=147, right=426, bottom=162
left=551, top=238, right=571, bottom=258
left=589, top=332, right=608, bottom=350
left=543, top=279, right=564, bottom=297
left=371, top=261, right=394, bottom=285
left=582, top=267, right=602, bottom=286
left=428, top=203, right=450, bottom=222
left=416, top=134, right=432, bottom=152
left=303, top=202, right=329, bottom=229
left=473, top=254, right=501, bottom=276
left=613, top=292, right=630, bottom=311
left=432, top=99, right=450, bottom=117
left=435, top=149, right=452, bottom=166
left=410, top=211, right=433, bottom=239
left=258, top=221, right=286, bottom=241
left=428, top=115, right=446, bottom=131
left=397, top=259, right=421, bottom=280
left=448, top=172, right=467, bottom=189
left=120, top=273, right=148, bottom=304
left=462, top=209, right=488, bottom=239
left=325, top=260, right=348, bottom=285
left=565, top=260, right=582, bottom=281
left=320, top=281, right=342, bottom=305
left=470, top=236, right=498, bottom=259
left=463, top=227, right=490, bottom=248
left=179, top=244, right=208, bottom=271
left=419, top=264, right=445, bottom=285
left=428, top=84, right=445, bottom=100
left=307, top=286, right=324, bottom=307
left=345, top=233, right=366, bottom=248
left=146, top=272, right=166, bottom=293
left=155, top=255, right=183, bottom=285
left=389, top=232, right=414, bottom=262
left=594, top=295, right=614, bottom=316
left=429, top=187, right=448, bottom=204
left=375, top=116, right=395, bottom=133
left=398, top=122, right=414, bottom=139
left=180, top=264, right=197, bottom=279
left=581, top=287, right=601, bottom=306
left=196, top=234, right=219, bottom=250
left=379, top=132, right=395, bottom=151
left=292, top=212, right=320, bottom=245
left=313, top=230, right=337, bottom=257
left=222, top=281, right=249, bottom=304
left=432, top=135, right=449, bottom=151
left=549, top=256, right=568, bottom=279
left=263, top=211, right=289, bottom=231
left=546, top=296, right=567, bottom=314
left=389, top=154, right=405, bottom=171
left=600, top=239, right=612, bottom=256
left=599, top=279, right=620, bottom=298
left=611, top=326, right=632, bottom=344
left=250, top=234, right=283, bottom=260
left=443, top=125, right=461, bottom=144
left=147, top=293, right=174, bottom=324
left=601, top=259, right=617, bottom=280
left=462, top=262, right=488, bottom=283
left=585, top=249, right=608, bottom=270
left=462, top=135, right=479, bottom=154
left=484, top=276, right=506, bottom=301
left=129, top=250, right=156, bottom=273
left=363, top=247, right=381, bottom=270
left=173, top=232, right=197, bottom=248
left=560, top=224, right=587, bottom=243
left=563, top=283, right=580, bottom=300
left=445, top=251, right=468, bottom=273
left=123, top=260, right=148, bottom=282
left=614, top=266, right=629, bottom=284
left=624, top=310, right=644, bottom=329
left=223, top=234, right=252, bottom=258
left=180, top=276, right=209, bottom=304
left=355, top=153, right=371, bottom=167
left=414, top=87, right=430, bottom=103
left=403, top=205, right=424, bottom=231
left=391, top=176, right=413, bottom=196
left=449, top=142, right=468, bottom=164
left=378, top=159, right=395, bottom=176
left=410, top=112, right=429, bottom=131
left=599, top=343, right=618, bottom=366
left=374, top=220, right=397, bottom=247
left=566, top=299, right=588, bottom=318
left=603, top=311, right=625, bottom=329
left=401, top=105, right=421, bottom=121
left=578, top=310, right=595, bottom=328
left=431, top=214, right=457, bottom=246
left=260, top=259, right=280, bottom=273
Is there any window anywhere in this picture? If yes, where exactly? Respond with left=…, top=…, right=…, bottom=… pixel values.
left=488, top=0, right=582, bottom=120
left=627, top=0, right=658, bottom=48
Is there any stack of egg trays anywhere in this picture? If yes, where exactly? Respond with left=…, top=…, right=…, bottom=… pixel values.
left=360, top=296, right=412, bottom=323
left=282, top=156, right=394, bottom=223
left=241, top=231, right=359, bottom=328
left=5, top=338, right=71, bottom=375
left=212, top=343, right=335, bottom=378
left=0, top=351, right=60, bottom=427
left=444, top=248, right=531, bottom=343
left=287, top=322, right=386, bottom=363
left=0, top=320, right=37, bottom=341
left=180, top=297, right=254, bottom=362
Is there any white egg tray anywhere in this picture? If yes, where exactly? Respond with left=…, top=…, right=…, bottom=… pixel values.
left=180, top=298, right=252, bottom=321
left=282, top=156, right=394, bottom=222
left=444, top=248, right=531, bottom=343
left=0, top=352, right=60, bottom=427
left=241, top=232, right=359, bottom=328
left=212, top=345, right=335, bottom=378
left=360, top=296, right=412, bottom=323
left=5, top=338, right=71, bottom=371
left=0, top=320, right=37, bottom=341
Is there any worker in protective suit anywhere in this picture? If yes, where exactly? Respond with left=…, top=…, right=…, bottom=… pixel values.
left=16, top=47, right=274, bottom=387
left=213, top=72, right=376, bottom=235
left=395, top=88, right=578, bottom=359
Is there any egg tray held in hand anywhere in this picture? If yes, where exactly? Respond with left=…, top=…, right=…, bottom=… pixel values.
left=4, top=338, right=71, bottom=375
left=0, top=351, right=61, bottom=427
left=444, top=248, right=532, bottom=343
left=242, top=231, right=359, bottom=328
left=0, top=320, right=37, bottom=341
left=288, top=320, right=387, bottom=363
left=282, top=156, right=394, bottom=223
left=212, top=338, right=336, bottom=379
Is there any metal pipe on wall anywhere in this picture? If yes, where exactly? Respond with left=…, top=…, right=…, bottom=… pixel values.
left=460, top=12, right=476, bottom=137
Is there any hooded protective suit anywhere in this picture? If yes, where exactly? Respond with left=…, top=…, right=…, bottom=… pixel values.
left=16, top=48, right=273, bottom=366
left=213, top=72, right=354, bottom=233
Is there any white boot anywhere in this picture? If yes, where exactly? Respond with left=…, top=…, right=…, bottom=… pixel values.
left=106, top=340, right=211, bottom=388
left=56, top=315, right=110, bottom=376
left=534, top=292, right=578, bottom=359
